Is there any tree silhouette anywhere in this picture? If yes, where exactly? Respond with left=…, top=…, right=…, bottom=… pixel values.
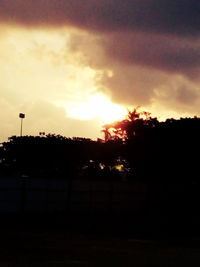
left=1, top=110, right=200, bottom=185
left=101, top=108, right=200, bottom=183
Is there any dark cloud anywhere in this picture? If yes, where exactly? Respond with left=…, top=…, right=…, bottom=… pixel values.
left=102, top=32, right=200, bottom=76
left=100, top=66, right=169, bottom=106
left=1, top=0, right=200, bottom=77
left=68, top=32, right=200, bottom=108
left=0, top=0, right=199, bottom=37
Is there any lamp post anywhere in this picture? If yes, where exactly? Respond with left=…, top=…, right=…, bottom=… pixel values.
left=19, top=113, right=25, bottom=137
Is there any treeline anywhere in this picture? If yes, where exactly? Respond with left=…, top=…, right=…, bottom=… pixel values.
left=0, top=109, right=200, bottom=183
left=0, top=134, right=123, bottom=179
left=104, top=109, right=200, bottom=183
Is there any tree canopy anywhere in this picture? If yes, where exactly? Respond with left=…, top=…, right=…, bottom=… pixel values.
left=1, top=109, right=200, bottom=183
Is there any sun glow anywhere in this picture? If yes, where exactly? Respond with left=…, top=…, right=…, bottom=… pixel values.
left=68, top=93, right=127, bottom=124
left=0, top=26, right=127, bottom=140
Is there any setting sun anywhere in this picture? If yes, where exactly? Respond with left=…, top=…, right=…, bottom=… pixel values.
left=68, top=93, right=127, bottom=124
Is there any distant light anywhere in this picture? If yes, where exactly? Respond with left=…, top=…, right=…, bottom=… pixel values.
left=19, top=113, right=25, bottom=119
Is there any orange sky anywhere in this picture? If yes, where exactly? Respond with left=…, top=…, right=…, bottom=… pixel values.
left=0, top=27, right=129, bottom=141
left=0, top=1, right=199, bottom=142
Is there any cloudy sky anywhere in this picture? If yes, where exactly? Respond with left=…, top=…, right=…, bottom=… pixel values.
left=0, top=0, right=200, bottom=141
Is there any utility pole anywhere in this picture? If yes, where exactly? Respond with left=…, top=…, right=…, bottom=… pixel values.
left=19, top=113, right=25, bottom=137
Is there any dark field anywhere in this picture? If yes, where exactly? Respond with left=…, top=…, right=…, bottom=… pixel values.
left=1, top=217, right=200, bottom=267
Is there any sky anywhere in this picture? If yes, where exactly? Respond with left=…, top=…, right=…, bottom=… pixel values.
left=0, top=0, right=200, bottom=142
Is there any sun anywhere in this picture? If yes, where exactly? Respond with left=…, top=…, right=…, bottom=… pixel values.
left=68, top=93, right=127, bottom=124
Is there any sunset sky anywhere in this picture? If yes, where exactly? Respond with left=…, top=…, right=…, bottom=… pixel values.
left=0, top=0, right=200, bottom=142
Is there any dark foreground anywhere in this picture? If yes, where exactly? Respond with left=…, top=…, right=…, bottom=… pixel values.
left=1, top=230, right=200, bottom=266
left=0, top=215, right=200, bottom=266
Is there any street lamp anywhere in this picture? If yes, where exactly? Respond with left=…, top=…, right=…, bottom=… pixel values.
left=19, top=113, right=25, bottom=137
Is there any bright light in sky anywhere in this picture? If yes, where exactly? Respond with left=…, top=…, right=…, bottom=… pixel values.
left=67, top=93, right=127, bottom=124
left=0, top=26, right=128, bottom=141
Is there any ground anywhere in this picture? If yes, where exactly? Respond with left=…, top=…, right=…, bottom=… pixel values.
left=0, top=227, right=200, bottom=267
